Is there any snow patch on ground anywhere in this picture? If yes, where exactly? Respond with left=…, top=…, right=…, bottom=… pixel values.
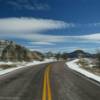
left=0, top=59, right=56, bottom=75
left=66, top=59, right=100, bottom=83
left=0, top=61, right=14, bottom=65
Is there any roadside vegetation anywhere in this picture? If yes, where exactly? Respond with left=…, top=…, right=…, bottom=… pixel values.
left=54, top=52, right=68, bottom=61
left=45, top=51, right=68, bottom=61
left=95, top=51, right=100, bottom=68
left=76, top=51, right=100, bottom=76
left=0, top=64, right=17, bottom=69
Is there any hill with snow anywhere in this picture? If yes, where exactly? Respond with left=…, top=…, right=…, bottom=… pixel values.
left=0, top=40, right=44, bottom=61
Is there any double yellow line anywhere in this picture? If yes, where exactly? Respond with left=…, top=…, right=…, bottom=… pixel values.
left=42, top=65, right=52, bottom=100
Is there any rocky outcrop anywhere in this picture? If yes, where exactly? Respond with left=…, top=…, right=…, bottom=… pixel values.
left=0, top=40, right=44, bottom=61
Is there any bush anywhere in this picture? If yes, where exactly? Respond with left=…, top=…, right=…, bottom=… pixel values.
left=95, top=51, right=100, bottom=68
left=0, top=64, right=16, bottom=69
left=77, top=59, right=89, bottom=67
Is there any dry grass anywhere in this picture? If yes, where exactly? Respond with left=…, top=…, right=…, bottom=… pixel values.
left=83, top=67, right=100, bottom=76
left=77, top=59, right=100, bottom=76
left=77, top=59, right=89, bottom=68
left=0, top=64, right=17, bottom=69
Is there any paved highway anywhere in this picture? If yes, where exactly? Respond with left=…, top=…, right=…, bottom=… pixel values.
left=0, top=61, right=100, bottom=100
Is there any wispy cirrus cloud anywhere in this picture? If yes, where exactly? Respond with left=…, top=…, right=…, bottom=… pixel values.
left=0, top=0, right=50, bottom=11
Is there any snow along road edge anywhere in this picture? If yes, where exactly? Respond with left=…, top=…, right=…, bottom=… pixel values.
left=0, top=59, right=56, bottom=76
left=66, top=59, right=100, bottom=83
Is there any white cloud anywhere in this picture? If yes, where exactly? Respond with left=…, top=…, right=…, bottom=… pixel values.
left=0, top=17, right=71, bottom=33
left=79, top=33, right=100, bottom=40
left=29, top=42, right=55, bottom=45
left=1, top=32, right=100, bottom=45
left=2, top=33, right=66, bottom=43
left=57, top=33, right=100, bottom=42
left=0, top=17, right=74, bottom=44
left=25, top=45, right=41, bottom=48
left=1, top=17, right=100, bottom=45
left=65, top=33, right=100, bottom=41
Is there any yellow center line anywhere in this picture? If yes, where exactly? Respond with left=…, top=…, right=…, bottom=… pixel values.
left=47, top=66, right=52, bottom=100
left=42, top=69, right=47, bottom=100
left=42, top=65, right=52, bottom=100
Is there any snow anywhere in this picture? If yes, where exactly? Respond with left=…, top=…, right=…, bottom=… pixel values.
left=0, top=61, right=14, bottom=65
left=66, top=59, right=100, bottom=83
left=0, top=68, right=3, bottom=71
left=0, top=59, right=56, bottom=76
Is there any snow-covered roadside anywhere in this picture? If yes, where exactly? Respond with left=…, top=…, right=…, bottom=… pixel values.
left=66, top=59, right=100, bottom=83
left=0, top=59, right=56, bottom=76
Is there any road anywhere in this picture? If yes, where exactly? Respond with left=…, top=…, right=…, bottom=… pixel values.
left=0, top=61, right=100, bottom=100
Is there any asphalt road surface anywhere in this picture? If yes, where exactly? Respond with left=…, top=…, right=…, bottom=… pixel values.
left=0, top=61, right=100, bottom=100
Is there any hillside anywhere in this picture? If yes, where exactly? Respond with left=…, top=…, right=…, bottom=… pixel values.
left=67, top=50, right=93, bottom=58
left=0, top=40, right=44, bottom=61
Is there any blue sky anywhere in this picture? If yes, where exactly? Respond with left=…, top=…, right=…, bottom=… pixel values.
left=0, top=0, right=100, bottom=53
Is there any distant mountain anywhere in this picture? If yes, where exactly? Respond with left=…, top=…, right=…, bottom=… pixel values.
left=67, top=50, right=94, bottom=58
left=0, top=40, right=44, bottom=61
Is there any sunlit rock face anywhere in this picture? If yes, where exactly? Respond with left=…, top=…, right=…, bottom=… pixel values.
left=0, top=40, right=44, bottom=61
left=0, top=40, right=13, bottom=58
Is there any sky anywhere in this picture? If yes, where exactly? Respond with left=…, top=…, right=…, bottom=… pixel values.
left=0, top=0, right=100, bottom=53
